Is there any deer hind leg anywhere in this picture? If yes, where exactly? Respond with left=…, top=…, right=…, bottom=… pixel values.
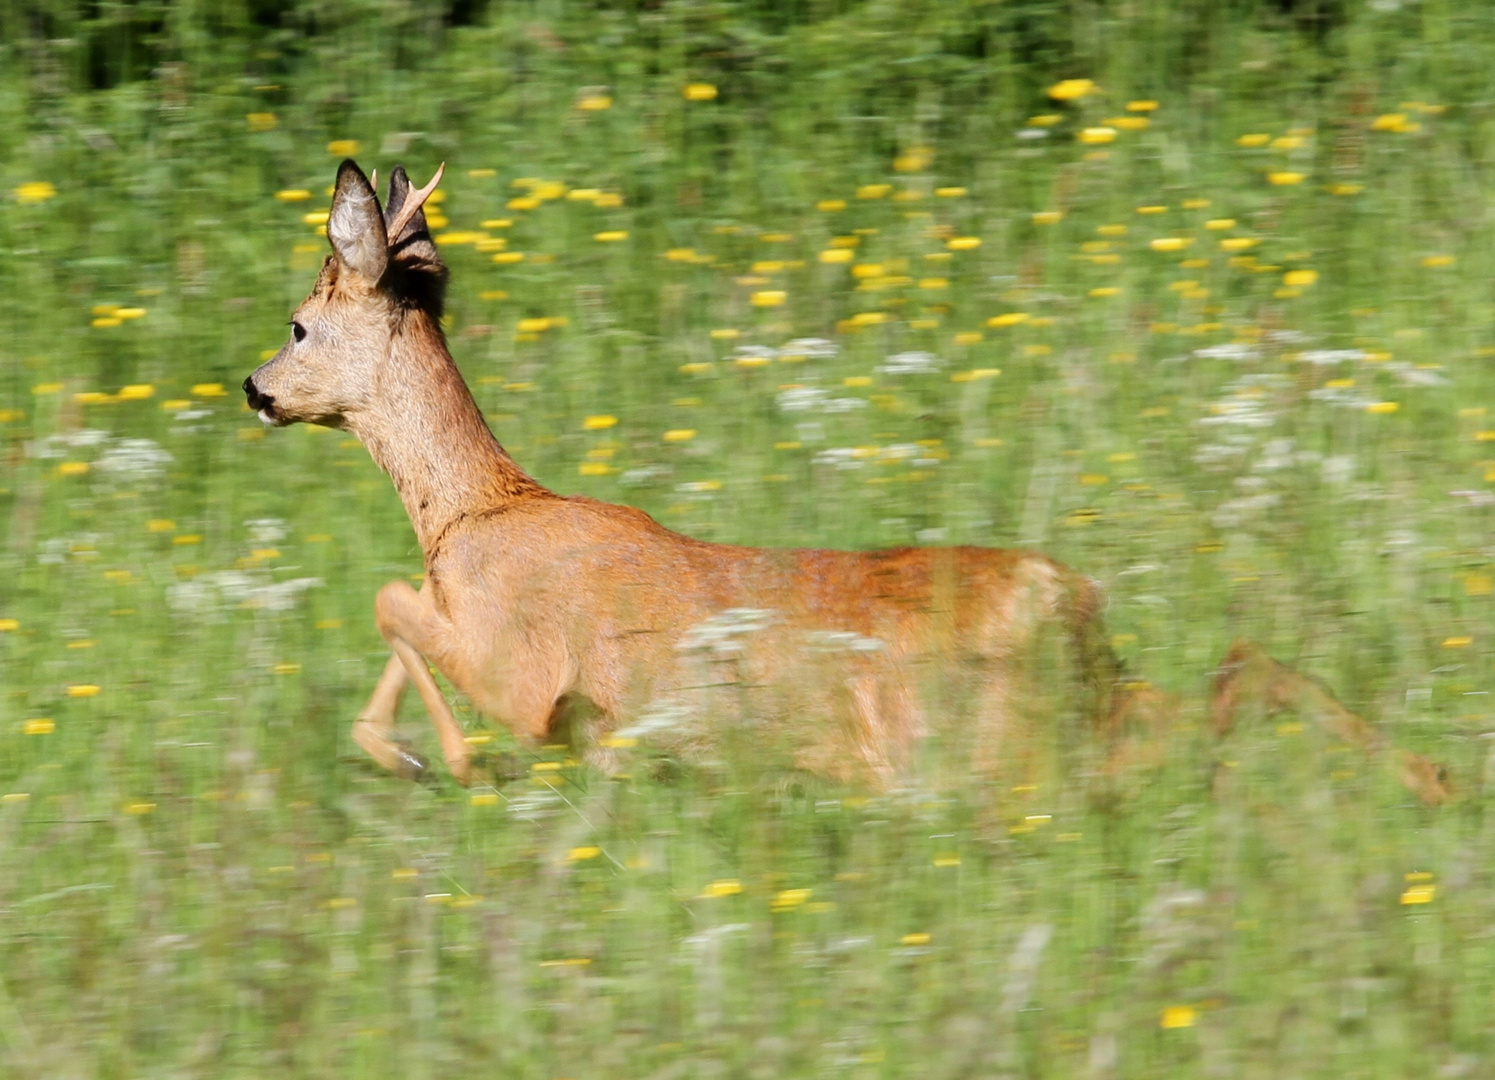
left=351, top=653, right=430, bottom=780
left=374, top=580, right=475, bottom=786
left=1210, top=639, right=1448, bottom=806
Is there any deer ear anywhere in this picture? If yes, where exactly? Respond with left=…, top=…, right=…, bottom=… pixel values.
left=327, top=160, right=388, bottom=282
left=383, top=165, right=444, bottom=271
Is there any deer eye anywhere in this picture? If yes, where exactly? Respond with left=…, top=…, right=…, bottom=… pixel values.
left=291, top=321, right=307, bottom=343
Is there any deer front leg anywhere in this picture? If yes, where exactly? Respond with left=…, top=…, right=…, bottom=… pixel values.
left=350, top=653, right=430, bottom=780
left=374, top=580, right=475, bottom=785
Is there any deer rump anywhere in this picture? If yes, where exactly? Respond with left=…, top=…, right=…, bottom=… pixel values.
left=426, top=498, right=1117, bottom=784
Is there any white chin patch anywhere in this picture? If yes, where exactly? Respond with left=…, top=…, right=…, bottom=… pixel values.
left=258, top=409, right=278, bottom=425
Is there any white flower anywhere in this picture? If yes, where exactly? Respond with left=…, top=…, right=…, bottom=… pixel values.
left=879, top=351, right=943, bottom=375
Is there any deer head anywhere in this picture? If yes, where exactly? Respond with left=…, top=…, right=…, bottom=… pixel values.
left=243, top=159, right=447, bottom=428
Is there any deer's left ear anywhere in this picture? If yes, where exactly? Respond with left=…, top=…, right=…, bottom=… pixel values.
left=327, top=159, right=388, bottom=283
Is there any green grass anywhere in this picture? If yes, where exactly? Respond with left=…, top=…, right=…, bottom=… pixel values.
left=3, top=2, right=1495, bottom=1075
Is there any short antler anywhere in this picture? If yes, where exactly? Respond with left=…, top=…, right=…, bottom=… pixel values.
left=386, top=162, right=446, bottom=242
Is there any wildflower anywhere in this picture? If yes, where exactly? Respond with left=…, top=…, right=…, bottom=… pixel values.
left=246, top=113, right=277, bottom=132
left=1181, top=198, right=1210, bottom=209
left=577, top=93, right=612, bottom=111
left=275, top=189, right=311, bottom=202
left=15, top=181, right=57, bottom=204
left=1089, top=287, right=1119, bottom=297
left=1220, top=237, right=1257, bottom=252
left=68, top=684, right=100, bottom=697
left=1268, top=172, right=1304, bottom=185
left=900, top=932, right=931, bottom=945
left=682, top=83, right=718, bottom=101
left=493, top=251, right=525, bottom=264
left=191, top=382, right=227, bottom=397
left=123, top=802, right=155, bottom=815
left=1371, top=113, right=1417, bottom=133
left=1236, top=133, right=1269, bottom=148
left=327, top=139, right=359, bottom=156
left=593, top=192, right=624, bottom=208
left=23, top=719, right=53, bottom=735
left=771, top=888, right=812, bottom=911
left=58, top=462, right=89, bottom=476
left=935, top=187, right=967, bottom=197
left=1048, top=78, right=1096, bottom=101
left=701, top=880, right=742, bottom=898
left=751, top=290, right=786, bottom=307
left=893, top=146, right=932, bottom=172
left=987, top=313, right=1029, bottom=328
left=1160, top=1005, right=1196, bottom=1029
left=1078, top=126, right=1116, bottom=144
left=1205, top=218, right=1236, bottom=230
left=568, top=846, right=602, bottom=861
left=594, top=230, right=628, bottom=242
left=1401, top=883, right=1436, bottom=904
left=1443, top=636, right=1472, bottom=648
left=1127, top=100, right=1159, bottom=112
left=303, top=211, right=330, bottom=226
left=953, top=332, right=983, bottom=346
left=817, top=199, right=846, bottom=211
left=1283, top=269, right=1317, bottom=287
left=857, top=184, right=891, bottom=199
left=1150, top=237, right=1192, bottom=252
left=467, top=168, right=497, bottom=178
left=0, top=619, right=17, bottom=631
left=663, top=429, right=696, bottom=442
left=1422, top=255, right=1455, bottom=268
left=1330, top=182, right=1364, bottom=196
left=1033, top=210, right=1065, bottom=225
left=819, top=248, right=853, bottom=264
left=947, top=235, right=983, bottom=249
left=1136, top=205, right=1167, bottom=214
left=1097, top=224, right=1128, bottom=237
left=1111, top=116, right=1150, bottom=131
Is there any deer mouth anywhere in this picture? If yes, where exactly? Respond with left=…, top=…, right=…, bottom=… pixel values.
left=242, top=376, right=283, bottom=425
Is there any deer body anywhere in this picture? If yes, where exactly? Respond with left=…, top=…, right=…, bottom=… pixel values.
left=244, top=160, right=1118, bottom=786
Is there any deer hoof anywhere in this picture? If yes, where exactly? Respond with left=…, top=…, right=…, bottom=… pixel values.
left=391, top=743, right=429, bottom=782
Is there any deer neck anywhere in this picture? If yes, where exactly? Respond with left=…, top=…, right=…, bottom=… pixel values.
left=348, top=314, right=545, bottom=555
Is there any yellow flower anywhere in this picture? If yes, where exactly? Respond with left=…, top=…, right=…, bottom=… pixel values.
left=953, top=332, right=983, bottom=346
left=67, top=684, right=101, bottom=697
left=817, top=199, right=847, bottom=212
left=1268, top=171, right=1305, bottom=186
left=577, top=94, right=612, bottom=111
left=594, top=230, right=628, bottom=242
left=275, top=189, right=311, bottom=202
left=1272, top=135, right=1304, bottom=151
left=146, top=519, right=176, bottom=533
left=15, top=181, right=57, bottom=204
left=1048, top=78, right=1096, bottom=101
left=1422, top=254, right=1455, bottom=268
left=0, top=619, right=19, bottom=632
left=1282, top=269, right=1318, bottom=287
left=893, top=146, right=933, bottom=172
left=1160, top=1005, right=1196, bottom=1029
left=24, top=719, right=54, bottom=735
left=1220, top=237, right=1257, bottom=252
left=1330, top=182, right=1364, bottom=196
left=568, top=846, right=602, bottom=861
left=857, top=183, right=891, bottom=200
left=1126, top=100, right=1159, bottom=112
left=1028, top=114, right=1061, bottom=126
left=987, top=313, right=1029, bottom=328
left=583, top=415, right=617, bottom=430
left=58, top=462, right=89, bottom=476
left=683, top=83, right=718, bottom=101
left=192, top=382, right=227, bottom=397
left=701, top=879, right=742, bottom=898
left=900, top=932, right=931, bottom=945
left=303, top=211, right=330, bottom=226
left=771, top=888, right=812, bottom=911
left=1400, top=883, right=1436, bottom=904
left=327, top=139, right=360, bottom=156
left=1097, top=224, right=1128, bottom=237
left=751, top=290, right=786, bottom=307
left=1371, top=113, right=1412, bottom=133
left=948, top=235, right=984, bottom=249
left=663, top=429, right=696, bottom=442
left=1078, top=126, right=1117, bottom=144
left=1111, top=116, right=1150, bottom=131
left=246, top=113, right=277, bottom=132
left=467, top=168, right=497, bottom=178
left=935, top=186, right=967, bottom=198
left=709, top=328, right=740, bottom=340
left=1236, top=133, right=1270, bottom=148
left=1150, top=237, right=1192, bottom=252
left=1089, top=287, right=1119, bottom=297
left=1136, top=205, right=1168, bottom=214
left=1366, top=401, right=1400, bottom=414
left=1205, top=218, right=1236, bottom=230
left=123, top=801, right=156, bottom=815
left=819, top=248, right=854, bottom=264
left=118, top=384, right=154, bottom=400
left=1181, top=198, right=1210, bottom=209
left=493, top=251, right=526, bottom=264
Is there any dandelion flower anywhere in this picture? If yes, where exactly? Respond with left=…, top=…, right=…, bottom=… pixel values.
left=15, top=181, right=58, bottom=203
left=1422, top=255, right=1455, bottom=268
left=751, top=290, right=786, bottom=307
left=1048, top=78, right=1096, bottom=101
left=246, top=113, right=277, bottom=132
left=1282, top=269, right=1318, bottom=287
left=275, top=189, right=311, bottom=202
left=577, top=94, right=612, bottom=111
left=1401, top=883, right=1435, bottom=904
left=1268, top=172, right=1305, bottom=186
left=663, top=429, right=696, bottom=442
left=594, top=230, right=628, bottom=242
left=948, top=235, right=983, bottom=249
left=1150, top=237, right=1192, bottom=252
left=1205, top=218, right=1236, bottom=230
left=682, top=83, right=718, bottom=101
left=819, top=249, right=854, bottom=264
left=326, top=139, right=359, bottom=156
left=1236, top=133, right=1270, bottom=148
left=817, top=198, right=846, bottom=212
left=1160, top=1005, right=1196, bottom=1029
left=1127, top=100, right=1159, bottom=112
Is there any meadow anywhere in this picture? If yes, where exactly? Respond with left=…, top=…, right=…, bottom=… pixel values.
left=2, top=1, right=1495, bottom=1075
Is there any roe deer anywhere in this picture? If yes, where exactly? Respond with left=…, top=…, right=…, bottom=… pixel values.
left=243, top=161, right=1446, bottom=804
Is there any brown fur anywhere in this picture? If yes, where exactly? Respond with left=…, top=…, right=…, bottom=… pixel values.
left=245, top=162, right=1445, bottom=806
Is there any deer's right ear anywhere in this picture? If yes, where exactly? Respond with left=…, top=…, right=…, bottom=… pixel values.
left=327, top=160, right=388, bottom=283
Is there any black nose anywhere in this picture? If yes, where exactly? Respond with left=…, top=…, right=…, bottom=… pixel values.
left=243, top=376, right=274, bottom=414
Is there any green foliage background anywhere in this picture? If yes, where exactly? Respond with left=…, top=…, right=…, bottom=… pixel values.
left=2, top=1, right=1495, bottom=1076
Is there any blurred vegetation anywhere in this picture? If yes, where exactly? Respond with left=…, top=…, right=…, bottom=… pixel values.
left=3, top=0, right=1495, bottom=1076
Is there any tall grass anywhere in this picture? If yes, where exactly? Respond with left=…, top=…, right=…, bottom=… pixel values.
left=1, top=2, right=1494, bottom=1075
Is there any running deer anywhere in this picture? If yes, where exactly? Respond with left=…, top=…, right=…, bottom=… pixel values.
left=243, top=161, right=1446, bottom=804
